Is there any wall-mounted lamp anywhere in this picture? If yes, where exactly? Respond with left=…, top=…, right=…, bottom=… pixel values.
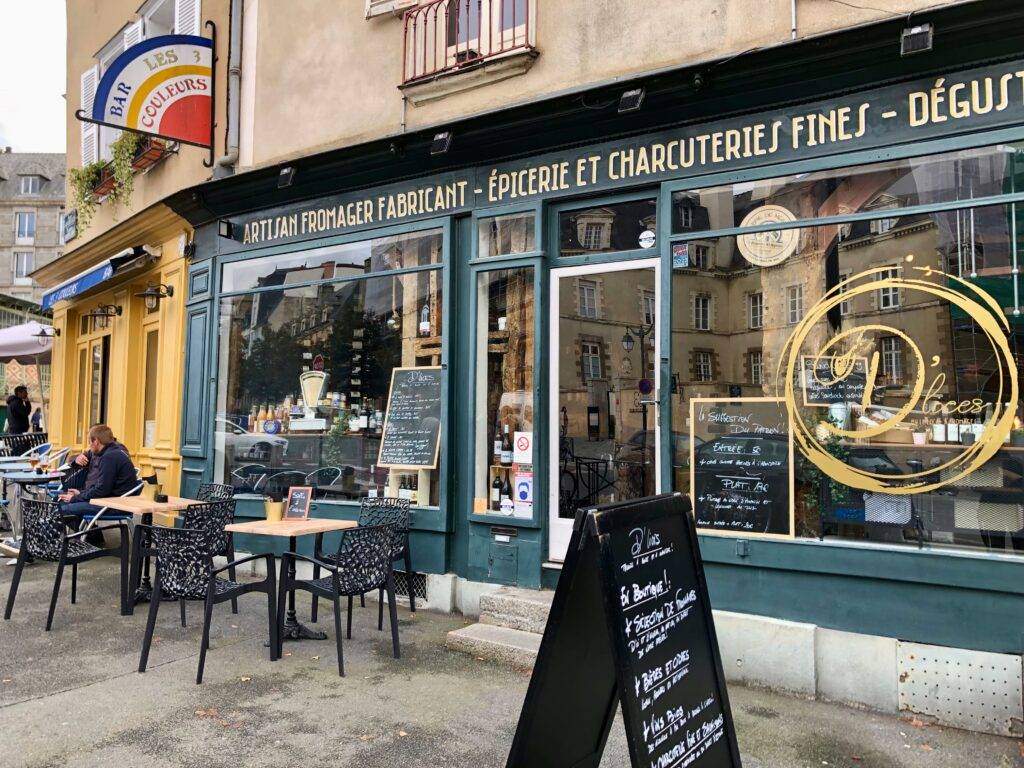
left=618, top=87, right=645, bottom=114
left=278, top=166, right=296, bottom=188
left=901, top=23, right=933, bottom=56
left=218, top=219, right=233, bottom=239
left=135, top=284, right=175, bottom=311
left=32, top=327, right=59, bottom=346
left=85, top=304, right=122, bottom=319
left=430, top=131, right=453, bottom=155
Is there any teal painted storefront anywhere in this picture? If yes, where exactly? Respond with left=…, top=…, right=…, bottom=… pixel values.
left=176, top=8, right=1024, bottom=656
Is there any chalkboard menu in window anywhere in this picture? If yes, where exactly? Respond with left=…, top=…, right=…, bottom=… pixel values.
left=689, top=397, right=794, bottom=539
left=377, top=366, right=443, bottom=469
left=507, top=494, right=741, bottom=768
left=799, top=355, right=879, bottom=407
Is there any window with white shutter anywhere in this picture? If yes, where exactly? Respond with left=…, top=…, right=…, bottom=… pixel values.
left=80, top=65, right=99, bottom=164
left=123, top=19, right=144, bottom=48
left=175, top=0, right=201, bottom=35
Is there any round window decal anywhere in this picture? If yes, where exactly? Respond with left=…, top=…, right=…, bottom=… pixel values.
left=737, top=205, right=799, bottom=267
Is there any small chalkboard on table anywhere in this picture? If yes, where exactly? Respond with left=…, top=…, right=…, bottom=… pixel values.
left=507, top=493, right=741, bottom=768
left=284, top=486, right=313, bottom=520
left=377, top=366, right=443, bottom=469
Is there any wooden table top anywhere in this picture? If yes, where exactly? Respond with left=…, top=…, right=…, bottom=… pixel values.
left=90, top=496, right=200, bottom=515
left=225, top=518, right=357, bottom=537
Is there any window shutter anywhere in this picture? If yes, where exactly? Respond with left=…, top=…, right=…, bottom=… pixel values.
left=175, top=0, right=201, bottom=36
left=80, top=65, right=99, bottom=164
left=123, top=19, right=144, bottom=48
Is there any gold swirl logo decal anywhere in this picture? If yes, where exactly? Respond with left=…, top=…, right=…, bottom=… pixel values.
left=780, top=257, right=1018, bottom=494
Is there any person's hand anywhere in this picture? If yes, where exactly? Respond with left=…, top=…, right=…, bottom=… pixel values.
left=74, top=453, right=89, bottom=467
left=58, top=489, right=79, bottom=502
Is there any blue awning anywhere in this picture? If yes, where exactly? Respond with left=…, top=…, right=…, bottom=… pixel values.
left=40, top=248, right=149, bottom=311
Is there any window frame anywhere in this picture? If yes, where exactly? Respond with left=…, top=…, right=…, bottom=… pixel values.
left=12, top=251, right=33, bottom=283
left=581, top=340, right=602, bottom=381
left=14, top=211, right=36, bottom=243
left=19, top=176, right=40, bottom=195
left=786, top=284, right=804, bottom=325
left=694, top=350, right=713, bottom=382
left=748, top=292, right=763, bottom=330
left=577, top=279, right=598, bottom=319
left=692, top=293, right=711, bottom=331
left=749, top=350, right=763, bottom=386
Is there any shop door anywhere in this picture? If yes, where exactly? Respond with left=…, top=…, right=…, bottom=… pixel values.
left=548, top=259, right=661, bottom=561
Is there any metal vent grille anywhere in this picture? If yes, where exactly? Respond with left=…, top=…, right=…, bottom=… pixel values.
left=393, top=570, right=427, bottom=601
left=897, top=641, right=1023, bottom=737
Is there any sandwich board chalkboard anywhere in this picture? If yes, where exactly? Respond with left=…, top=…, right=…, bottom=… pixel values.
left=507, top=493, right=741, bottom=768
left=377, top=366, right=443, bottom=469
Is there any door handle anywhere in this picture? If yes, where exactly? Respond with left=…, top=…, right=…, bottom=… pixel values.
left=637, top=399, right=659, bottom=406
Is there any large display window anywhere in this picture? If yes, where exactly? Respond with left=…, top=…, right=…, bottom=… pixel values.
left=670, top=144, right=1024, bottom=555
left=213, top=229, right=444, bottom=505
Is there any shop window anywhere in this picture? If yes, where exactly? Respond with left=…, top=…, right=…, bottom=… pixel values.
left=694, top=350, right=712, bottom=382
left=577, top=279, right=598, bottom=318
left=474, top=267, right=534, bottom=517
left=142, top=329, right=160, bottom=447
left=559, top=199, right=657, bottom=256
left=478, top=212, right=536, bottom=258
left=75, top=347, right=87, bottom=443
left=15, top=212, right=35, bottom=243
left=221, top=229, right=442, bottom=293
left=877, top=266, right=900, bottom=309
left=748, top=292, right=763, bottom=329
left=786, top=285, right=803, bottom=324
left=692, top=294, right=711, bottom=331
left=19, top=176, right=40, bottom=195
left=214, top=229, right=444, bottom=506
left=749, top=350, right=763, bottom=386
left=581, top=341, right=602, bottom=381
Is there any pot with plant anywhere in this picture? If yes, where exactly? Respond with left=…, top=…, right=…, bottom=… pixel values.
left=264, top=488, right=285, bottom=522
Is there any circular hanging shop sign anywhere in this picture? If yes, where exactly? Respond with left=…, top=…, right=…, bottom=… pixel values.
left=737, top=205, right=799, bottom=267
left=638, top=229, right=657, bottom=249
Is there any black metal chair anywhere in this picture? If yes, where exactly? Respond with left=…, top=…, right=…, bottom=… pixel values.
left=280, top=523, right=399, bottom=677
left=4, top=499, right=129, bottom=630
left=310, top=497, right=415, bottom=625
left=196, top=482, right=234, bottom=501
left=137, top=525, right=278, bottom=684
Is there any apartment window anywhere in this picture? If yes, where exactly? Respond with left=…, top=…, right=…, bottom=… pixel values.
left=581, top=341, right=602, bottom=381
left=692, top=244, right=709, bottom=270
left=870, top=217, right=899, bottom=234
left=838, top=273, right=851, bottom=316
left=581, top=223, right=603, bottom=250
left=878, top=266, right=900, bottom=309
left=578, top=279, right=598, bottom=318
left=748, top=292, right=763, bottom=329
left=692, top=294, right=711, bottom=331
left=695, top=351, right=713, bottom=382
left=13, top=252, right=33, bottom=280
left=15, top=212, right=35, bottom=241
left=642, top=291, right=655, bottom=326
left=19, top=176, right=40, bottom=195
left=749, top=350, right=763, bottom=386
left=881, top=336, right=902, bottom=382
left=786, top=285, right=804, bottom=324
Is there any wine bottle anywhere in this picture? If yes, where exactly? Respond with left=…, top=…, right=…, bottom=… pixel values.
left=410, top=474, right=419, bottom=505
left=359, top=402, right=370, bottom=432
left=493, top=421, right=503, bottom=465
left=419, top=298, right=431, bottom=336
left=501, top=423, right=513, bottom=466
left=368, top=464, right=378, bottom=498
left=374, top=409, right=384, bottom=435
left=490, top=471, right=502, bottom=511
left=500, top=471, right=513, bottom=514
left=398, top=475, right=410, bottom=500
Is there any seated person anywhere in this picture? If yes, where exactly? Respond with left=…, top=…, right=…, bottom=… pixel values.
left=58, top=425, right=138, bottom=519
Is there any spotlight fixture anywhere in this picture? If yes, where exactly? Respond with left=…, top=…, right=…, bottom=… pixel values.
left=617, top=87, right=645, bottom=114
left=900, top=23, right=933, bottom=56
left=32, top=327, right=59, bottom=346
left=86, top=304, right=122, bottom=318
left=278, top=166, right=296, bottom=188
left=135, top=283, right=175, bottom=311
left=218, top=220, right=233, bottom=239
left=430, top=131, right=453, bottom=156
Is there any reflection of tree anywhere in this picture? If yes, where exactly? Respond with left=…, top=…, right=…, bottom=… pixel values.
left=238, top=325, right=305, bottom=406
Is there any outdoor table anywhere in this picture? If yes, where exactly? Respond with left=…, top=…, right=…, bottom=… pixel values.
left=0, top=463, right=37, bottom=473
left=224, top=518, right=357, bottom=642
left=91, top=495, right=200, bottom=603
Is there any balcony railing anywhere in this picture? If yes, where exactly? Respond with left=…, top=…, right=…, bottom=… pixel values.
left=403, top=0, right=535, bottom=85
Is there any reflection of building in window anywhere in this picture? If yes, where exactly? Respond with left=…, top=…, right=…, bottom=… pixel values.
left=838, top=272, right=851, bottom=315
left=578, top=279, right=598, bottom=318
left=877, top=266, right=899, bottom=309
left=692, top=294, right=711, bottom=331
left=582, top=223, right=603, bottom=250
left=12, top=252, right=33, bottom=280
left=581, top=341, right=602, bottom=380
left=642, top=291, right=655, bottom=325
left=749, top=350, right=763, bottom=385
left=695, top=350, right=713, bottom=382
left=786, top=284, right=803, bottom=324
left=870, top=217, right=898, bottom=234
left=867, top=194, right=900, bottom=235
left=748, top=292, right=763, bottom=329
left=881, top=336, right=902, bottom=383
left=692, top=244, right=709, bottom=270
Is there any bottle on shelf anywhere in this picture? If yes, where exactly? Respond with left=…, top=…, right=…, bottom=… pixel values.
left=493, top=420, right=503, bottom=465
left=368, top=408, right=378, bottom=433
left=410, top=474, right=419, bottom=505
left=419, top=298, right=431, bottom=336
left=398, top=474, right=409, bottom=500
left=359, top=402, right=370, bottom=432
left=367, top=464, right=378, bottom=498
left=349, top=403, right=361, bottom=433
left=500, top=470, right=513, bottom=514
left=491, top=470, right=502, bottom=511
left=374, top=409, right=384, bottom=435
left=946, top=415, right=960, bottom=444
left=256, top=404, right=267, bottom=432
left=247, top=406, right=257, bottom=432
left=500, top=423, right=513, bottom=466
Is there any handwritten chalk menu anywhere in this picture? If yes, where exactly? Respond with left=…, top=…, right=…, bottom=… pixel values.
left=377, top=366, right=442, bottom=469
left=507, top=494, right=741, bottom=768
left=284, top=486, right=312, bottom=520
left=799, top=355, right=879, bottom=407
left=689, top=398, right=794, bottom=539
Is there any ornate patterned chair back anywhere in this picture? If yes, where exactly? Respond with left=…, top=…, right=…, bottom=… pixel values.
left=196, top=482, right=234, bottom=501
left=335, top=523, right=397, bottom=594
left=357, top=497, right=410, bottom=560
left=147, top=525, right=212, bottom=600
left=20, top=499, right=67, bottom=561
left=181, top=500, right=236, bottom=558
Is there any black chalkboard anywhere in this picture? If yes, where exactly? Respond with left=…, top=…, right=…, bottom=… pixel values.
left=690, top=398, right=794, bottom=539
left=377, top=366, right=443, bottom=469
left=284, top=486, right=312, bottom=520
left=799, top=355, right=878, bottom=407
left=507, top=494, right=741, bottom=768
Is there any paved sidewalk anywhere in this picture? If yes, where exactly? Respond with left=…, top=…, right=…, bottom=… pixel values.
left=0, top=561, right=1020, bottom=768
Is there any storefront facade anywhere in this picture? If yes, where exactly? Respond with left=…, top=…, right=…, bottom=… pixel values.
left=177, top=34, right=1024, bottom=674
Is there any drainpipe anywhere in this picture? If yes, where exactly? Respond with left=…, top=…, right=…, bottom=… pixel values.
left=214, top=0, right=243, bottom=177
left=791, top=0, right=797, bottom=40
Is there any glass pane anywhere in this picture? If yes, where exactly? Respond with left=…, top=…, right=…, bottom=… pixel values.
left=671, top=201, right=1024, bottom=555
left=142, top=329, right=159, bottom=448
left=477, top=212, right=536, bottom=258
left=221, top=228, right=443, bottom=293
left=89, top=343, right=103, bottom=426
left=76, top=348, right=86, bottom=443
left=672, top=143, right=1024, bottom=235
left=475, top=267, right=535, bottom=517
left=558, top=267, right=657, bottom=521
left=214, top=268, right=444, bottom=506
left=559, top=199, right=657, bottom=256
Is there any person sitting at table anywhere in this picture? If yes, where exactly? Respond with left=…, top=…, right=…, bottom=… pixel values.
left=57, top=425, right=138, bottom=520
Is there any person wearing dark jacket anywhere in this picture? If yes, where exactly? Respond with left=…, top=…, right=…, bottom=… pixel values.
left=58, top=424, right=138, bottom=519
left=6, top=386, right=31, bottom=434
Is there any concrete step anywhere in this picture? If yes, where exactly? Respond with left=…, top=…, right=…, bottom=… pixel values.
left=478, top=586, right=554, bottom=634
left=446, top=623, right=541, bottom=670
